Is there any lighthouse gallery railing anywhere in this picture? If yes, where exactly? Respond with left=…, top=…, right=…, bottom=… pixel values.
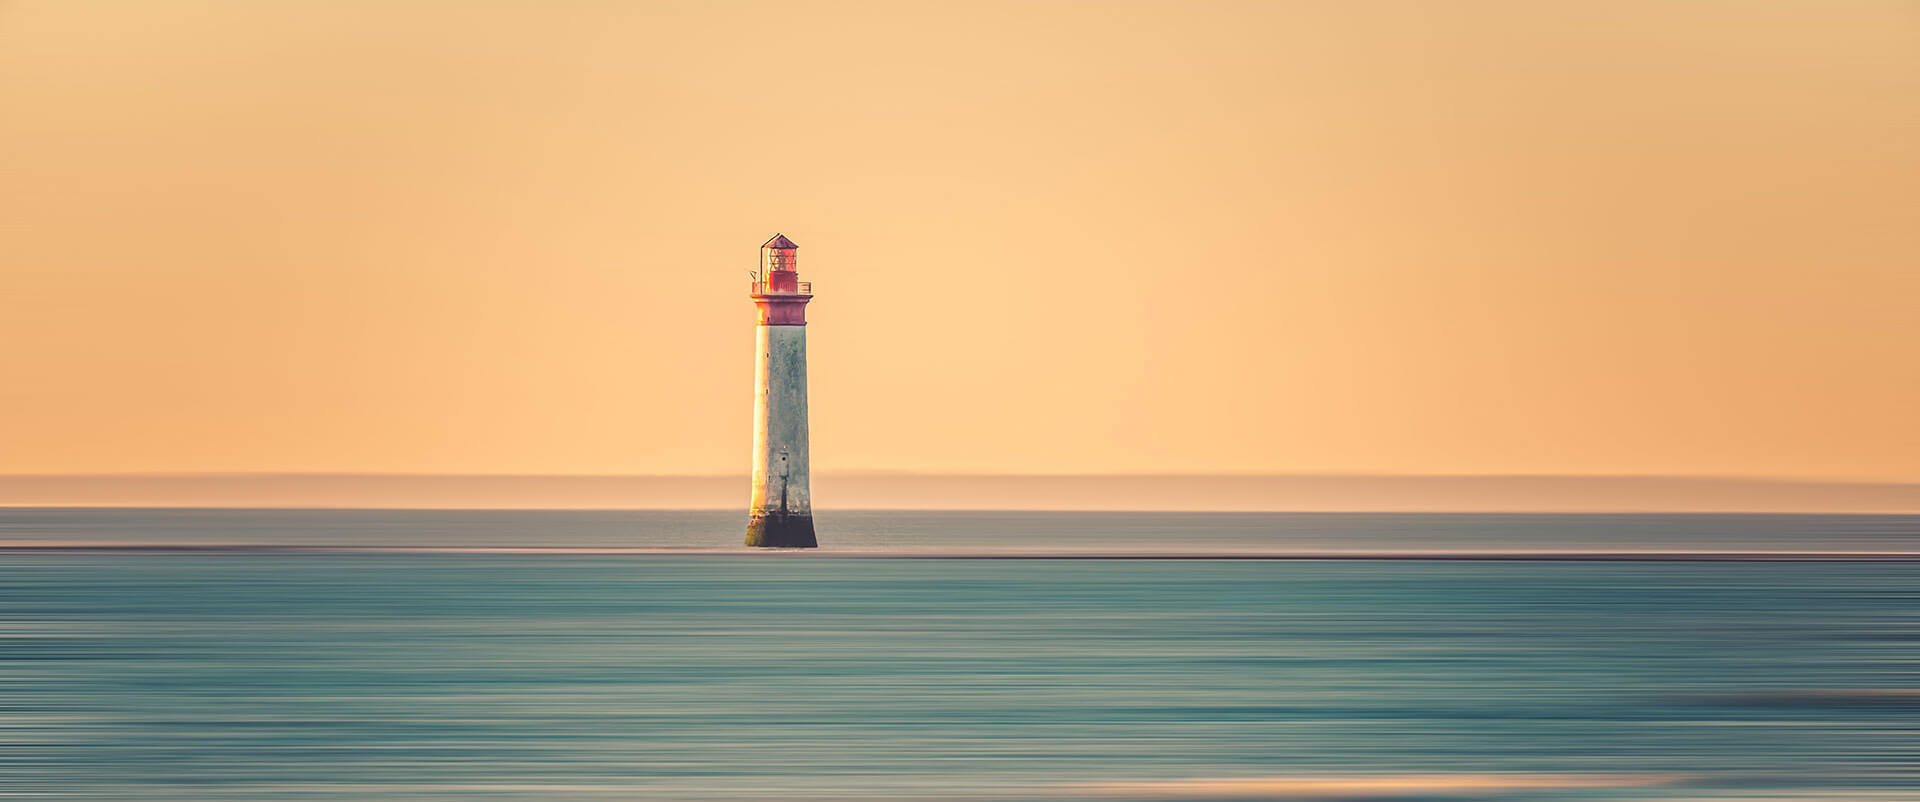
left=750, top=280, right=812, bottom=295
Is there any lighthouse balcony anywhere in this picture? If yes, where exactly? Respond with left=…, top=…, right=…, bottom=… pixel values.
left=750, top=280, right=812, bottom=296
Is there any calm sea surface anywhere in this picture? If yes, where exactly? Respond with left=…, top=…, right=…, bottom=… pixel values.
left=1, top=510, right=1916, bottom=800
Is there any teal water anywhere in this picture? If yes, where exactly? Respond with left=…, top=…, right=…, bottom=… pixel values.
left=1, top=512, right=1917, bottom=800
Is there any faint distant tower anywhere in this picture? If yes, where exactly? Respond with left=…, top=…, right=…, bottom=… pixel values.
left=745, top=234, right=817, bottom=548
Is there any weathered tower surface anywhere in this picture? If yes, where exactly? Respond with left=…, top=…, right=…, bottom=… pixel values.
left=745, top=234, right=817, bottom=548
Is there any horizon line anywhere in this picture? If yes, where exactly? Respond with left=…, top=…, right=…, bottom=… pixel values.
left=2, top=471, right=1914, bottom=485
left=2, top=507, right=1916, bottom=517
left=0, top=473, right=1912, bottom=514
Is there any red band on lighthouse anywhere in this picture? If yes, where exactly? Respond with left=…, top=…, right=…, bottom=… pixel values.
left=750, top=234, right=811, bottom=326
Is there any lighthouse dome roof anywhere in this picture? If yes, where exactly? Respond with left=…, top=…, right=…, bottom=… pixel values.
left=763, top=234, right=798, bottom=249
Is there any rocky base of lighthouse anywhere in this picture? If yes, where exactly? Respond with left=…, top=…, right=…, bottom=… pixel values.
left=745, top=513, right=817, bottom=548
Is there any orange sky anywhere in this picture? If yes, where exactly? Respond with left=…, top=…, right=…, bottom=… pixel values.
left=2, top=0, right=1916, bottom=481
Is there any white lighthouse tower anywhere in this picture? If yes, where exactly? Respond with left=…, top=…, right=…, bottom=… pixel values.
left=745, top=234, right=817, bottom=548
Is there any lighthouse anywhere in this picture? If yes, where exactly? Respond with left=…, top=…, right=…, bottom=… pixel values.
left=745, top=234, right=817, bottom=548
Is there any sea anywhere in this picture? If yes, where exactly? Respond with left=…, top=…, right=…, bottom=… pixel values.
left=1, top=509, right=1916, bottom=800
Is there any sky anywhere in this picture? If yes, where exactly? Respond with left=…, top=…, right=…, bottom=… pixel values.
left=2, top=0, right=1916, bottom=484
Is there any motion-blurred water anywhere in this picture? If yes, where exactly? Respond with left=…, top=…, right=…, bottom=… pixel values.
left=1, top=511, right=1916, bottom=800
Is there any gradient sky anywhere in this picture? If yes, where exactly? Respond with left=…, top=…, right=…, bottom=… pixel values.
left=3, top=0, right=1916, bottom=480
